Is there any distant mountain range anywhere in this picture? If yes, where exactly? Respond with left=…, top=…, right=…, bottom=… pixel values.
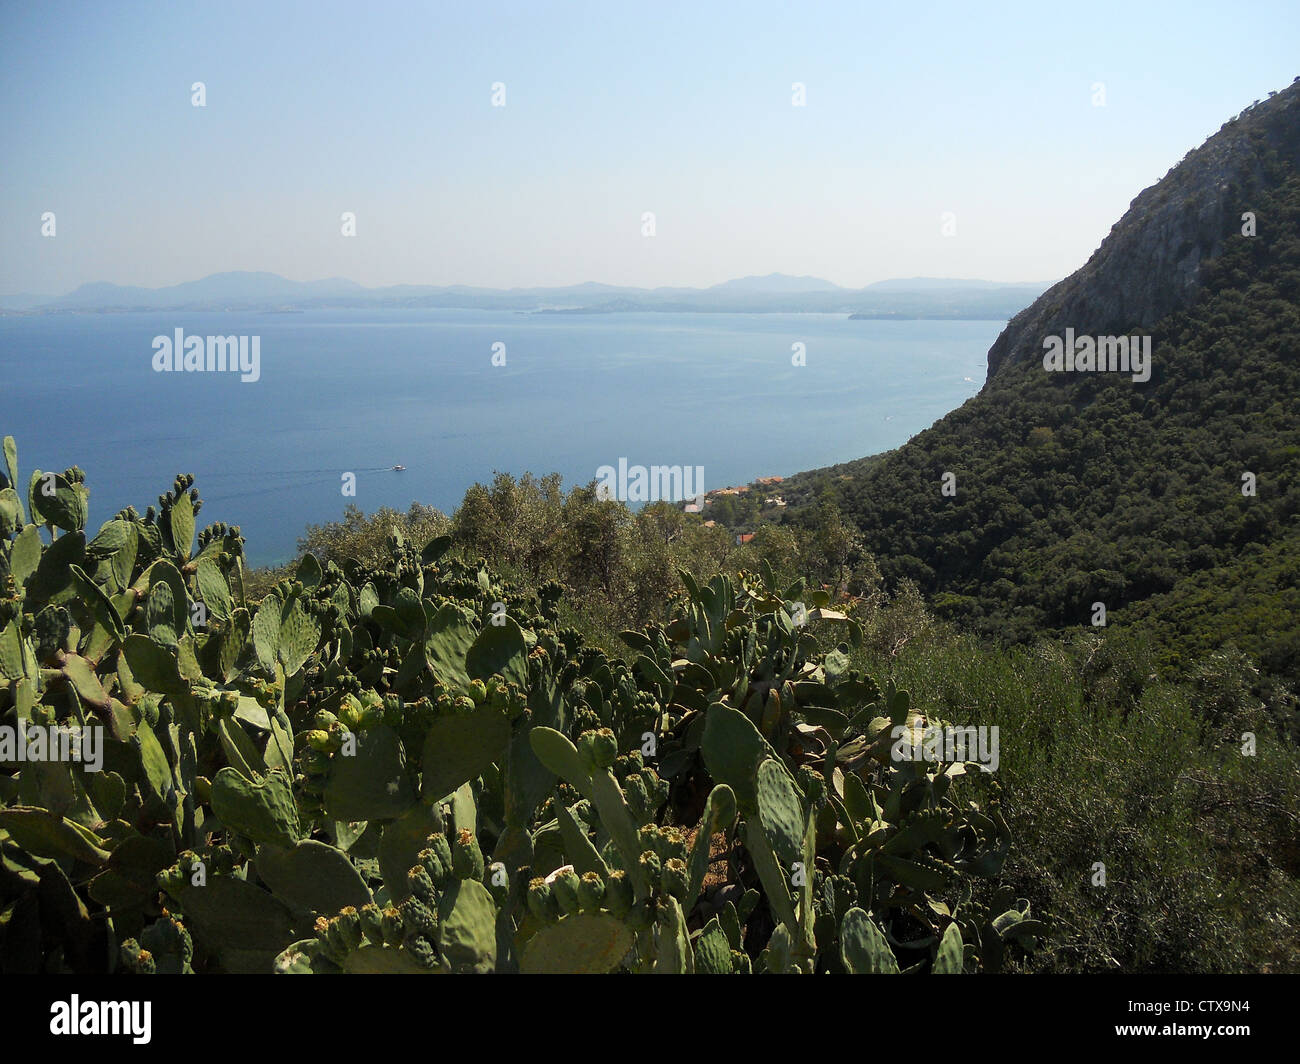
left=2, top=272, right=1052, bottom=319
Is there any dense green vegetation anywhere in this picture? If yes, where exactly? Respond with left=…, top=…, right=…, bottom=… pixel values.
left=760, top=148, right=1300, bottom=692
left=0, top=442, right=1043, bottom=974
left=261, top=469, right=1300, bottom=973
left=8, top=438, right=1295, bottom=973
left=5, top=93, right=1298, bottom=975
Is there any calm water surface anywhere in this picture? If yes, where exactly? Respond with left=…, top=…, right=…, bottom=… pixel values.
left=0, top=309, right=1001, bottom=566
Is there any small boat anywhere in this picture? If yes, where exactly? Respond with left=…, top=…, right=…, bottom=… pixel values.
left=392, top=464, right=406, bottom=471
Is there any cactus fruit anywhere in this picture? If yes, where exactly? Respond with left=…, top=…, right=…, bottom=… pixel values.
left=576, top=728, right=618, bottom=772
left=527, top=878, right=557, bottom=921
left=577, top=871, right=606, bottom=912
left=603, top=870, right=634, bottom=919
left=118, top=940, right=157, bottom=975
left=138, top=914, right=191, bottom=970
left=550, top=867, right=581, bottom=916
left=623, top=772, right=650, bottom=817
left=660, top=858, right=689, bottom=902
left=451, top=829, right=484, bottom=881
left=408, top=865, right=437, bottom=904
left=335, top=907, right=364, bottom=950
left=422, top=832, right=454, bottom=886
left=638, top=850, right=662, bottom=885
left=404, top=935, right=439, bottom=970
left=359, top=903, right=385, bottom=945
left=398, top=896, right=438, bottom=938
left=381, top=907, right=406, bottom=948
left=0, top=441, right=1026, bottom=976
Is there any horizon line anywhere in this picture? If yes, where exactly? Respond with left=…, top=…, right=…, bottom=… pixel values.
left=5, top=269, right=1061, bottom=302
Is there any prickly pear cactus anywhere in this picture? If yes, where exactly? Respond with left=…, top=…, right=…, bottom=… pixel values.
left=0, top=438, right=1031, bottom=974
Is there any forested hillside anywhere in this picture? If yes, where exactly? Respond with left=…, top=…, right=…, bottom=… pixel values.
left=766, top=85, right=1300, bottom=684
left=4, top=85, right=1299, bottom=980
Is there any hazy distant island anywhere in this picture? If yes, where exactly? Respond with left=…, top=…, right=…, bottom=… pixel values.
left=1, top=271, right=1052, bottom=319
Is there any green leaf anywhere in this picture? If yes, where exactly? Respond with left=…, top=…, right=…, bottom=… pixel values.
left=1, top=436, right=19, bottom=496
left=61, top=653, right=109, bottom=707
left=121, top=634, right=186, bottom=698
left=420, top=534, right=452, bottom=564
left=0, top=488, right=20, bottom=536
left=277, top=599, right=320, bottom=676
left=520, top=912, right=636, bottom=974
left=0, top=621, right=26, bottom=680
left=700, top=701, right=774, bottom=812
left=195, top=556, right=232, bottom=622
left=144, top=560, right=189, bottom=636
left=257, top=839, right=371, bottom=915
left=554, top=799, right=609, bottom=877
left=876, top=854, right=953, bottom=893
left=840, top=907, right=899, bottom=974
left=652, top=895, right=693, bottom=973
left=589, top=769, right=649, bottom=899
left=933, top=921, right=964, bottom=973
left=146, top=579, right=178, bottom=646
left=10, top=524, right=41, bottom=587
left=421, top=706, right=511, bottom=801
left=108, top=525, right=139, bottom=592
left=423, top=602, right=477, bottom=691
left=392, top=587, right=427, bottom=641
left=251, top=595, right=282, bottom=672
left=169, top=491, right=195, bottom=560
left=32, top=472, right=87, bottom=532
left=741, top=817, right=798, bottom=932
left=294, top=553, right=322, bottom=589
left=323, top=725, right=414, bottom=821
left=28, top=530, right=85, bottom=605
left=358, top=582, right=379, bottom=617
left=177, top=876, right=297, bottom=973
left=0, top=807, right=110, bottom=865
left=841, top=771, right=874, bottom=825
left=218, top=608, right=251, bottom=682
left=693, top=917, right=733, bottom=974
left=377, top=802, right=445, bottom=902
left=69, top=564, right=126, bottom=645
left=342, top=944, right=438, bottom=974
left=466, top=617, right=528, bottom=687
left=527, top=727, right=592, bottom=800
left=87, top=519, right=132, bottom=556
left=754, top=758, right=805, bottom=869
left=134, top=722, right=176, bottom=799
left=211, top=767, right=301, bottom=849
left=436, top=878, right=498, bottom=973
left=218, top=717, right=265, bottom=779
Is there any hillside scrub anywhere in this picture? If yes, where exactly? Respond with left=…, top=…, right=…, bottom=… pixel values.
left=1, top=442, right=1046, bottom=974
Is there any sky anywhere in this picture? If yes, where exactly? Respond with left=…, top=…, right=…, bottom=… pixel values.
left=1, top=0, right=1298, bottom=295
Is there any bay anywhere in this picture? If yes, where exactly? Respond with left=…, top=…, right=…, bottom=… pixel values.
left=0, top=309, right=1001, bottom=567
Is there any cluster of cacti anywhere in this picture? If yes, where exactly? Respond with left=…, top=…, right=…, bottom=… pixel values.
left=0, top=437, right=1039, bottom=973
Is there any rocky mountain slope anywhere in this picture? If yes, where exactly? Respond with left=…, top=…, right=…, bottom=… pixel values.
left=767, top=81, right=1300, bottom=683
left=986, top=80, right=1300, bottom=380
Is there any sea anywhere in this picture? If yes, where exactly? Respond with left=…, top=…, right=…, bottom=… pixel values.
left=0, top=309, right=1002, bottom=567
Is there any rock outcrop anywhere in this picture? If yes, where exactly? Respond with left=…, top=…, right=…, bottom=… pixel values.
left=985, top=79, right=1300, bottom=382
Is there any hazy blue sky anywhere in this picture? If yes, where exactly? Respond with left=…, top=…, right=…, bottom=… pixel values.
left=2, top=0, right=1297, bottom=294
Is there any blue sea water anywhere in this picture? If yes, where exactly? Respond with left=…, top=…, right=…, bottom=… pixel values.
left=0, top=309, right=1002, bottom=567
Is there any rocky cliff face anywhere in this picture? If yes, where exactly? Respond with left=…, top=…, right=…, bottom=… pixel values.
left=985, top=79, right=1300, bottom=382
